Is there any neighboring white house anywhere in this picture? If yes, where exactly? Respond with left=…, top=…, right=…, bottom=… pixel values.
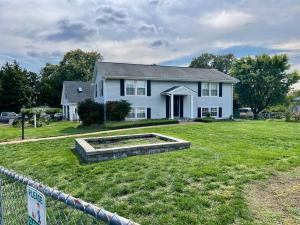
left=61, top=81, right=94, bottom=121
left=92, top=62, right=239, bottom=120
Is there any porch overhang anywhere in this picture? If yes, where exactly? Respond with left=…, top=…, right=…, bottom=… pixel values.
left=161, top=86, right=196, bottom=96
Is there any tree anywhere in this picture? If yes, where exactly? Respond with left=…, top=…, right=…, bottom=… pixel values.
left=230, top=54, right=299, bottom=119
left=190, top=53, right=235, bottom=74
left=0, top=61, right=39, bottom=112
left=38, top=49, right=103, bottom=107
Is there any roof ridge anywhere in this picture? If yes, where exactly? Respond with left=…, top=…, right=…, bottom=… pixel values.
left=97, top=61, right=216, bottom=71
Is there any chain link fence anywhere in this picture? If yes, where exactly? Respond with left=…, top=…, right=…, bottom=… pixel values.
left=0, top=166, right=139, bottom=225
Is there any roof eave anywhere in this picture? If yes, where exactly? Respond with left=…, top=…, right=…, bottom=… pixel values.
left=105, top=76, right=239, bottom=83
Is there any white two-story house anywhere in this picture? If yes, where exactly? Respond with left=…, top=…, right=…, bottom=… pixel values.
left=92, top=62, right=238, bottom=120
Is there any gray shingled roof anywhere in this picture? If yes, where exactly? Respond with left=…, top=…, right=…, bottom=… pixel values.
left=63, top=81, right=94, bottom=103
left=95, top=62, right=239, bottom=83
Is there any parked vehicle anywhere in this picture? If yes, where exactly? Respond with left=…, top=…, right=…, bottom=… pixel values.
left=238, top=108, right=254, bottom=119
left=0, top=112, right=18, bottom=124
left=54, top=113, right=64, bottom=121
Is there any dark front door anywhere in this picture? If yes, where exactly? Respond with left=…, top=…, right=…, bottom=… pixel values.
left=174, top=95, right=184, bottom=118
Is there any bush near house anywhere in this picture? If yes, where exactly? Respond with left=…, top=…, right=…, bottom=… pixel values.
left=78, top=99, right=104, bottom=126
left=106, top=100, right=131, bottom=121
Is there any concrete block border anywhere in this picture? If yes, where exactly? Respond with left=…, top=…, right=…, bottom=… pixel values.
left=75, top=133, right=191, bottom=162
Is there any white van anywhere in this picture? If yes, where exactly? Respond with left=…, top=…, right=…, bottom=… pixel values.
left=238, top=108, right=253, bottom=119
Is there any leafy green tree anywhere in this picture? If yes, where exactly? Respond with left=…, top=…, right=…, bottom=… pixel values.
left=0, top=61, right=39, bottom=112
left=190, top=53, right=235, bottom=74
left=230, top=54, right=299, bottom=119
left=39, top=49, right=103, bottom=107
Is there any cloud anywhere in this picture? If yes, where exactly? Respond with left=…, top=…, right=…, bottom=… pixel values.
left=138, top=24, right=157, bottom=33
left=95, top=5, right=128, bottom=26
left=200, top=10, right=254, bottom=29
left=46, top=19, right=96, bottom=42
left=27, top=50, right=62, bottom=59
left=150, top=39, right=169, bottom=48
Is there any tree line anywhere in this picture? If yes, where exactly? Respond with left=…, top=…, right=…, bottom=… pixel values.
left=0, top=49, right=102, bottom=113
left=0, top=49, right=299, bottom=118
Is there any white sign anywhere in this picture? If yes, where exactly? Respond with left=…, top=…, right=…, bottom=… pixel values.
left=27, top=186, right=46, bottom=225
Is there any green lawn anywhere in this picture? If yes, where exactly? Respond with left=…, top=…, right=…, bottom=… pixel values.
left=0, top=121, right=299, bottom=224
left=0, top=119, right=177, bottom=142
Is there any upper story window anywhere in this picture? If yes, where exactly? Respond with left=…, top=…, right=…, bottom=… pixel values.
left=202, top=82, right=218, bottom=97
left=125, top=80, right=146, bottom=96
left=202, top=83, right=209, bottom=96
left=136, top=81, right=146, bottom=95
left=210, top=83, right=218, bottom=96
left=125, top=80, right=135, bottom=95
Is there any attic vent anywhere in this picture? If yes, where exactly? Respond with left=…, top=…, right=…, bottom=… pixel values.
left=77, top=87, right=83, bottom=93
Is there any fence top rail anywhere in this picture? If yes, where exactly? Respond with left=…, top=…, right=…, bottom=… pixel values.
left=0, top=166, right=139, bottom=225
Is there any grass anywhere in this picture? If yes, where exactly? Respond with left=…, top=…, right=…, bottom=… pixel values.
left=89, top=136, right=166, bottom=149
left=0, top=120, right=299, bottom=224
left=0, top=119, right=177, bottom=142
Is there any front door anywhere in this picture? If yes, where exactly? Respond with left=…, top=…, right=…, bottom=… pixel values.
left=173, top=95, right=184, bottom=118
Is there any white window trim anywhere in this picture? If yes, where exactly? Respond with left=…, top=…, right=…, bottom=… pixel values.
left=125, top=80, right=147, bottom=96
left=202, top=82, right=219, bottom=97
left=202, top=107, right=219, bottom=117
left=126, top=106, right=147, bottom=119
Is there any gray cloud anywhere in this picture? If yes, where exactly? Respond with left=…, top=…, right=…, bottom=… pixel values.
left=27, top=50, right=62, bottom=59
left=138, top=24, right=157, bottom=33
left=46, top=19, right=96, bottom=42
left=95, top=5, right=128, bottom=26
left=151, top=39, right=169, bottom=48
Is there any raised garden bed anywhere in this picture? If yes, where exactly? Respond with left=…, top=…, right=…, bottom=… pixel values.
left=75, top=133, right=191, bottom=162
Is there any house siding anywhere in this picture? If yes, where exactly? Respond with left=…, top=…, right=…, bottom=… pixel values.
left=98, top=79, right=233, bottom=119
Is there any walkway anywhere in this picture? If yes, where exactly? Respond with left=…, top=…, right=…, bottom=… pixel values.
left=0, top=122, right=197, bottom=145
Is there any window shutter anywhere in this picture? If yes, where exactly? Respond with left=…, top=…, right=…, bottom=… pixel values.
left=197, top=107, right=201, bottom=118
left=219, top=83, right=223, bottom=97
left=120, top=79, right=125, bottom=96
left=147, top=108, right=151, bottom=119
left=219, top=107, right=222, bottom=118
left=147, top=80, right=151, bottom=96
left=166, top=96, right=170, bottom=118
left=198, top=82, right=202, bottom=97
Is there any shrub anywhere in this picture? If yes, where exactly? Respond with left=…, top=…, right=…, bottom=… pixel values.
left=78, top=99, right=104, bottom=125
left=106, top=100, right=131, bottom=121
left=285, top=110, right=293, bottom=122
left=195, top=116, right=216, bottom=123
left=294, top=112, right=300, bottom=122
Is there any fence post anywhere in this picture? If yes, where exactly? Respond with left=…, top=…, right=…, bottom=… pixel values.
left=0, top=178, right=4, bottom=225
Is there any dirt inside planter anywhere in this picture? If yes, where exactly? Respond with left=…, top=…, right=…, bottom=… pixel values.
left=88, top=136, right=168, bottom=149
left=246, top=167, right=300, bottom=225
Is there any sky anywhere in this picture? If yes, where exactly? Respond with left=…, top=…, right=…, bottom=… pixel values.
left=0, top=0, right=300, bottom=89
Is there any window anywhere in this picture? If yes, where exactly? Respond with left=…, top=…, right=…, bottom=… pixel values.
left=125, top=80, right=135, bottom=95
left=210, top=83, right=218, bottom=96
left=125, top=80, right=146, bottom=96
left=202, top=108, right=209, bottom=117
left=202, top=83, right=209, bottom=96
left=136, top=81, right=146, bottom=96
left=127, top=108, right=135, bottom=119
left=202, top=82, right=219, bottom=97
left=136, top=107, right=146, bottom=118
left=126, top=107, right=147, bottom=119
left=210, top=108, right=218, bottom=117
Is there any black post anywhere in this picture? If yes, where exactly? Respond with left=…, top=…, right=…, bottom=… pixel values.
left=21, top=112, right=24, bottom=140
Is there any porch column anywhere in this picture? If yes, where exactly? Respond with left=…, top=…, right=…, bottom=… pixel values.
left=170, top=94, right=174, bottom=119
left=190, top=95, right=193, bottom=118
